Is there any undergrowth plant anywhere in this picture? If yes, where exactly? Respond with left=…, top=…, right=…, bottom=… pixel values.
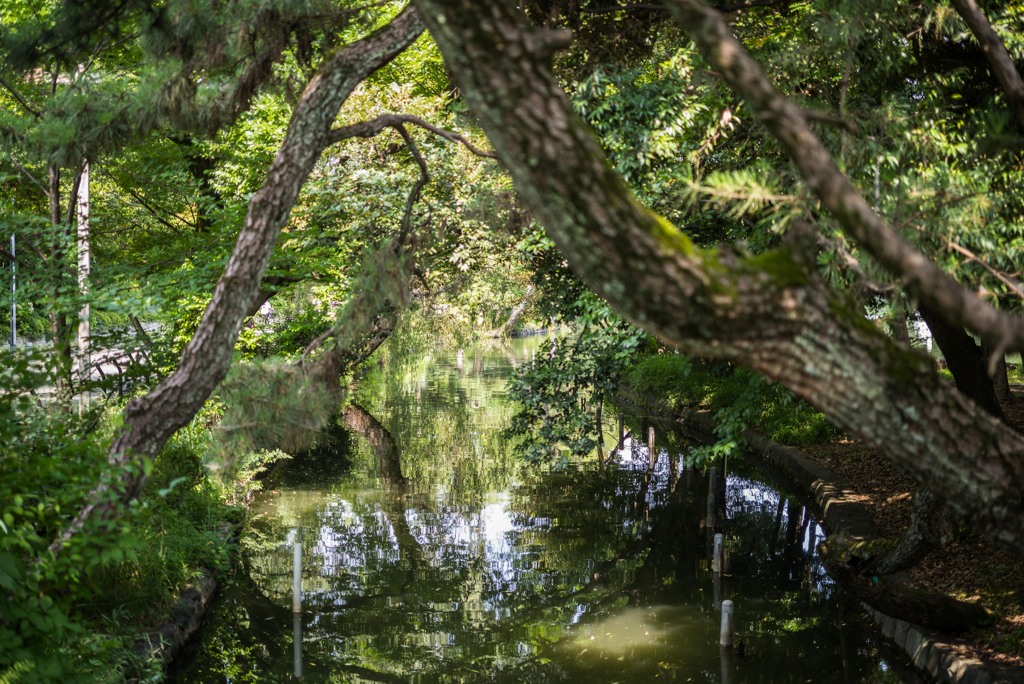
left=0, top=350, right=244, bottom=683
left=624, top=352, right=840, bottom=465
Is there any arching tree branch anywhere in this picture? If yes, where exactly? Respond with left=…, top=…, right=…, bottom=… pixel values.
left=950, top=0, right=1024, bottom=131
left=49, top=5, right=424, bottom=556
left=664, top=0, right=1024, bottom=355
left=329, top=112, right=498, bottom=158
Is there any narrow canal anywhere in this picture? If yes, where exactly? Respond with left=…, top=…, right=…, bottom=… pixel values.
left=174, top=337, right=912, bottom=683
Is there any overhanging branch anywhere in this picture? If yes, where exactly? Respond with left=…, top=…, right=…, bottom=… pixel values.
left=950, top=0, right=1024, bottom=131
left=664, top=0, right=1024, bottom=354
left=414, top=0, right=1024, bottom=552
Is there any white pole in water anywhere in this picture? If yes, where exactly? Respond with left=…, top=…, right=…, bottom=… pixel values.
left=648, top=426, right=656, bottom=470
left=713, top=532, right=724, bottom=574
left=720, top=639, right=735, bottom=684
left=292, top=541, right=302, bottom=613
left=720, top=600, right=735, bottom=647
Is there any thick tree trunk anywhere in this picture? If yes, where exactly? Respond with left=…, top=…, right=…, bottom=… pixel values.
left=414, top=0, right=1024, bottom=551
left=982, top=340, right=1013, bottom=407
left=49, top=7, right=424, bottom=555
left=919, top=303, right=1003, bottom=419
left=888, top=296, right=911, bottom=349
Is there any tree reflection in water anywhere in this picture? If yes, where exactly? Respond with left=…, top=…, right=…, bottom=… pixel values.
left=175, top=339, right=908, bottom=683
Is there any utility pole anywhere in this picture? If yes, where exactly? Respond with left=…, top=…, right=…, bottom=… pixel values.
left=8, top=233, right=15, bottom=350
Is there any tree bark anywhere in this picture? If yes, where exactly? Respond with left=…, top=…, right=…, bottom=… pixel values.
left=888, top=296, right=910, bottom=349
left=414, top=0, right=1024, bottom=551
left=950, top=0, right=1024, bottom=131
left=50, top=6, right=424, bottom=555
left=982, top=340, right=1013, bottom=407
left=919, top=302, right=1003, bottom=419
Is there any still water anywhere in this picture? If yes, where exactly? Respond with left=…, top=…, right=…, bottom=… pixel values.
left=175, top=337, right=908, bottom=683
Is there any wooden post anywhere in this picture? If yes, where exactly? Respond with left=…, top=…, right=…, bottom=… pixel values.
left=720, top=600, right=735, bottom=647
left=618, top=414, right=625, bottom=449
left=292, top=541, right=302, bottom=613
left=713, top=532, right=724, bottom=574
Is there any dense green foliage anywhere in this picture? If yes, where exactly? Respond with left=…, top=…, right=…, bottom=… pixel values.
left=3, top=0, right=1024, bottom=678
left=507, top=294, right=646, bottom=463
left=0, top=352, right=244, bottom=682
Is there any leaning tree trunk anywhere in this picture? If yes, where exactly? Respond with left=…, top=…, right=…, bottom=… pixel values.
left=49, top=7, right=424, bottom=555
left=413, top=0, right=1024, bottom=552
left=919, top=302, right=1003, bottom=419
left=484, top=284, right=534, bottom=338
left=341, top=403, right=407, bottom=486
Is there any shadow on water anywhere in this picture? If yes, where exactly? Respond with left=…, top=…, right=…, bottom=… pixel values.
left=173, top=338, right=915, bottom=683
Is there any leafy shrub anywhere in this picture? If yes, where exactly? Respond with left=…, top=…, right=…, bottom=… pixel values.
left=507, top=294, right=647, bottom=463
